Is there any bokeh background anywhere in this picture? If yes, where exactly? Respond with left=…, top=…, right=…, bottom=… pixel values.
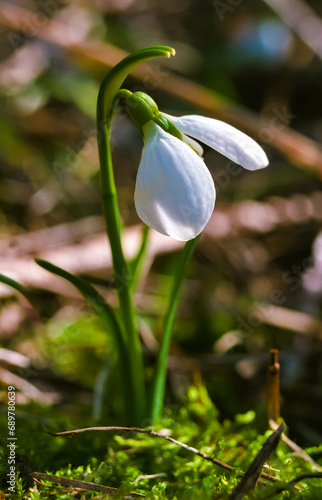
left=1, top=0, right=322, bottom=446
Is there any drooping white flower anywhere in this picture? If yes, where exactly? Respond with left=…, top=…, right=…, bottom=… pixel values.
left=134, top=120, right=216, bottom=241
left=126, top=93, right=269, bottom=241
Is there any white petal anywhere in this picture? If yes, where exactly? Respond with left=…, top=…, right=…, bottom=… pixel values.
left=134, top=121, right=216, bottom=241
left=164, top=114, right=269, bottom=170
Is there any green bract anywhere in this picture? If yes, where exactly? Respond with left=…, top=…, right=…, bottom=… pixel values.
left=125, top=91, right=182, bottom=140
left=125, top=91, right=159, bottom=127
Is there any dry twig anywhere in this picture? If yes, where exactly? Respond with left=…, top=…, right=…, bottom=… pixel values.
left=47, top=425, right=282, bottom=485
left=269, top=419, right=322, bottom=472
left=30, top=472, right=144, bottom=498
left=229, top=424, right=284, bottom=500
left=267, top=349, right=280, bottom=422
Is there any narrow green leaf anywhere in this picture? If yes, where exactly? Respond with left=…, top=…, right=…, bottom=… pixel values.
left=128, top=225, right=150, bottom=292
left=35, top=258, right=133, bottom=419
left=0, top=273, right=36, bottom=309
left=35, top=258, right=124, bottom=348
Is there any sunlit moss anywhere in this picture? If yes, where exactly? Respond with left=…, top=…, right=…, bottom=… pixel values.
left=1, top=385, right=321, bottom=499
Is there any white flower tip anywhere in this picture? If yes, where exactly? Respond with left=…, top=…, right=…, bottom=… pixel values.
left=244, top=144, right=269, bottom=171
left=166, top=114, right=270, bottom=172
left=259, top=155, right=269, bottom=169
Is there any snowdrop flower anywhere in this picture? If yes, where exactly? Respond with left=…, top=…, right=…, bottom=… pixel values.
left=126, top=92, right=268, bottom=241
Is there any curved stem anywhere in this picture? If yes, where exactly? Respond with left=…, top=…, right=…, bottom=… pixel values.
left=149, top=236, right=199, bottom=423
left=96, top=46, right=175, bottom=425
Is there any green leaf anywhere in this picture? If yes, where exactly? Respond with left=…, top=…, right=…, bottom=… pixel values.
left=35, top=258, right=133, bottom=419
left=0, top=273, right=34, bottom=307
left=35, top=259, right=124, bottom=350
left=128, top=225, right=150, bottom=292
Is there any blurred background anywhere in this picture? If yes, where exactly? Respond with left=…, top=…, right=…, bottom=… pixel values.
left=1, top=0, right=322, bottom=446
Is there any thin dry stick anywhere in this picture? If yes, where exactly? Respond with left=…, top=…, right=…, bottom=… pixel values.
left=288, top=472, right=322, bottom=485
left=269, top=419, right=322, bottom=472
left=46, top=426, right=280, bottom=485
left=30, top=472, right=145, bottom=497
left=267, top=349, right=280, bottom=422
left=261, top=472, right=322, bottom=498
left=229, top=424, right=285, bottom=500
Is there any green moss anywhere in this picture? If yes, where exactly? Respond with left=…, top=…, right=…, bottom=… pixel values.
left=1, top=385, right=322, bottom=498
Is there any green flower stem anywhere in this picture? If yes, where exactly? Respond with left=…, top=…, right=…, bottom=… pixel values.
left=96, top=46, right=175, bottom=424
left=150, top=236, right=199, bottom=422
